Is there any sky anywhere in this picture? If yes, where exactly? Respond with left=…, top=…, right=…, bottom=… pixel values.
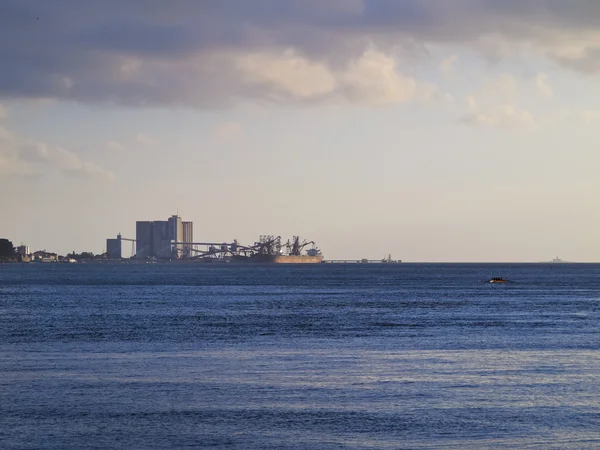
left=2, top=0, right=600, bottom=261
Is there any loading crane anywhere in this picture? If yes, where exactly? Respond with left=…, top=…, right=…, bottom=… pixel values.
left=170, top=235, right=319, bottom=260
left=119, top=236, right=137, bottom=258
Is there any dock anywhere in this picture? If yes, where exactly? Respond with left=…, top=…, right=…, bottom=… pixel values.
left=324, top=259, right=401, bottom=264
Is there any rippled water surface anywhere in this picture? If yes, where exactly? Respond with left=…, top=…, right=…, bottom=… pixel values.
left=1, top=263, right=600, bottom=448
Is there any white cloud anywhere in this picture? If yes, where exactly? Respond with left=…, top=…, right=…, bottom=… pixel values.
left=535, top=73, right=553, bottom=98
left=0, top=127, right=32, bottom=176
left=482, top=74, right=519, bottom=101
left=36, top=145, right=115, bottom=181
left=439, top=55, right=458, bottom=76
left=54, top=147, right=84, bottom=171
left=238, top=49, right=338, bottom=99
left=0, top=124, right=115, bottom=181
left=0, top=157, right=36, bottom=177
left=0, top=104, right=8, bottom=119
left=82, top=161, right=116, bottom=182
left=236, top=47, right=442, bottom=106
left=20, top=142, right=50, bottom=161
left=461, top=74, right=534, bottom=129
left=469, top=28, right=600, bottom=75
left=341, top=49, right=419, bottom=104
left=462, top=104, right=534, bottom=129
left=539, top=29, right=600, bottom=62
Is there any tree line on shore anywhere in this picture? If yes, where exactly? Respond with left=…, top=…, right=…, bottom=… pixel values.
left=0, top=238, right=104, bottom=261
left=0, top=239, right=15, bottom=259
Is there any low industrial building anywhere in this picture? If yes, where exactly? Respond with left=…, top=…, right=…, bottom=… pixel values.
left=106, top=234, right=122, bottom=259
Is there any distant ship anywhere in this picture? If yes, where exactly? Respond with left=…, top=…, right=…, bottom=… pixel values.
left=233, top=238, right=323, bottom=263
left=381, top=254, right=401, bottom=264
left=235, top=253, right=324, bottom=264
left=551, top=256, right=564, bottom=263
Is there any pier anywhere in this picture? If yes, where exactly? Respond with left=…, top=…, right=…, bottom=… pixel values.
left=324, top=259, right=402, bottom=264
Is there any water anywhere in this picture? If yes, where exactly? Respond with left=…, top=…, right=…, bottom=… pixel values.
left=1, top=263, right=600, bottom=448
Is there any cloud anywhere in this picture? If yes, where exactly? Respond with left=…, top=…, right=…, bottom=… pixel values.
left=0, top=125, right=115, bottom=181
left=239, top=50, right=337, bottom=100
left=0, top=126, right=36, bottom=177
left=481, top=74, right=519, bottom=101
left=27, top=143, right=115, bottom=181
left=439, top=55, right=458, bottom=76
left=0, top=104, right=8, bottom=119
left=3, top=1, right=600, bottom=108
left=212, top=122, right=243, bottom=141
left=462, top=104, right=535, bottom=129
left=535, top=73, right=554, bottom=98
left=461, top=75, right=534, bottom=129
left=341, top=49, right=425, bottom=104
left=0, top=157, right=36, bottom=177
left=237, top=47, right=443, bottom=105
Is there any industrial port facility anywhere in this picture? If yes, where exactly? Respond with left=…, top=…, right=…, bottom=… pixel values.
left=105, top=214, right=402, bottom=264
left=106, top=214, right=324, bottom=263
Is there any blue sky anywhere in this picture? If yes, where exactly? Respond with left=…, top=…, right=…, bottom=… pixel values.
left=2, top=0, right=600, bottom=261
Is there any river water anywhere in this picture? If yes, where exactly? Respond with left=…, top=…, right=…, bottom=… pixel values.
left=1, top=263, right=600, bottom=448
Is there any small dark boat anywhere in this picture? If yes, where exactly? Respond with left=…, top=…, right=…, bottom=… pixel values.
left=489, top=277, right=507, bottom=283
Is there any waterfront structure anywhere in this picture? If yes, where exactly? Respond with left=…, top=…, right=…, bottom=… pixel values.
left=153, top=220, right=171, bottom=258
left=135, top=214, right=192, bottom=259
left=16, top=245, right=30, bottom=256
left=135, top=221, right=154, bottom=258
left=182, top=221, right=193, bottom=258
left=106, top=234, right=122, bottom=259
left=167, top=215, right=183, bottom=257
left=187, top=235, right=324, bottom=263
left=32, top=250, right=57, bottom=262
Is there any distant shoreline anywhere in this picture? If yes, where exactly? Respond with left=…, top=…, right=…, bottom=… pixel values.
left=2, top=260, right=595, bottom=265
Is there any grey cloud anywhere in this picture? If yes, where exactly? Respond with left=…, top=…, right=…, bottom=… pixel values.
left=1, top=0, right=600, bottom=107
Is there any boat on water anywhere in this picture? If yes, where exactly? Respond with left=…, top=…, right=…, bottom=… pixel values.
left=489, top=277, right=507, bottom=283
